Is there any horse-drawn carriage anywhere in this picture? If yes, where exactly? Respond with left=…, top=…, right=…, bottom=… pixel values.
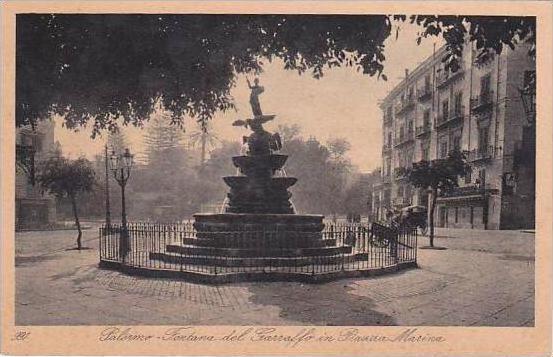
left=384, top=205, right=427, bottom=235
left=396, top=205, right=428, bottom=235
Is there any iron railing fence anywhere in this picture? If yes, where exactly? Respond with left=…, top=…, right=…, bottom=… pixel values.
left=99, top=222, right=417, bottom=276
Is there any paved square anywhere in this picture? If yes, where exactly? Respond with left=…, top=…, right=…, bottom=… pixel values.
left=15, top=226, right=534, bottom=326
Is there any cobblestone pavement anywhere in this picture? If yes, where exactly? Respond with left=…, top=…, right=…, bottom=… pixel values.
left=15, top=226, right=534, bottom=326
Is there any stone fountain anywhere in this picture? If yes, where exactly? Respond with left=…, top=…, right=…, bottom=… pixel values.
left=149, top=79, right=366, bottom=280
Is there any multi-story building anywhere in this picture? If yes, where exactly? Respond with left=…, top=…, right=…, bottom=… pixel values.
left=372, top=41, right=535, bottom=229
left=15, top=119, right=57, bottom=230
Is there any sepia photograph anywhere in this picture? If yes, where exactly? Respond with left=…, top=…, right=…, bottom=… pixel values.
left=1, top=1, right=551, bottom=356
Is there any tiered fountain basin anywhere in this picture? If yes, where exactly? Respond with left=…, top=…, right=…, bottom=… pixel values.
left=149, top=213, right=369, bottom=271
left=232, top=154, right=288, bottom=175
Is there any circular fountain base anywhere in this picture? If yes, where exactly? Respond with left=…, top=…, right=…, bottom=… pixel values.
left=193, top=213, right=324, bottom=231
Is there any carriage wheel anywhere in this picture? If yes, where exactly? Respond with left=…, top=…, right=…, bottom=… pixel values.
left=369, top=235, right=389, bottom=248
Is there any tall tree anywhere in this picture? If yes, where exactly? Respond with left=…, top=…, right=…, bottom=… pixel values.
left=403, top=150, right=471, bottom=247
left=143, top=111, right=185, bottom=163
left=16, top=15, right=535, bottom=132
left=278, top=126, right=356, bottom=215
left=37, top=155, right=96, bottom=249
left=107, top=130, right=128, bottom=156
left=188, top=121, right=220, bottom=168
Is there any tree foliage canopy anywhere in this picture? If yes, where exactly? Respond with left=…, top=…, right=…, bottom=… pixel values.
left=37, top=155, right=96, bottom=198
left=17, top=15, right=535, bottom=133
left=405, top=150, right=471, bottom=192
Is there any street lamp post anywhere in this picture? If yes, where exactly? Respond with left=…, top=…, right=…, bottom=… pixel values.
left=104, top=144, right=111, bottom=229
left=109, top=148, right=134, bottom=262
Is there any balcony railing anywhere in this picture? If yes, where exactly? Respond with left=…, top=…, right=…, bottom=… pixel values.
left=470, top=91, right=494, bottom=113
left=437, top=68, right=464, bottom=89
left=467, top=145, right=496, bottom=162
left=439, top=184, right=497, bottom=199
left=394, top=167, right=409, bottom=180
left=435, top=105, right=465, bottom=129
left=417, top=87, right=432, bottom=102
left=393, top=196, right=412, bottom=207
left=394, top=132, right=414, bottom=147
left=394, top=97, right=416, bottom=116
left=415, top=122, right=431, bottom=137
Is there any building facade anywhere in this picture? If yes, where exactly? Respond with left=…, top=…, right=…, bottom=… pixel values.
left=372, top=41, right=535, bottom=229
left=16, top=120, right=57, bottom=230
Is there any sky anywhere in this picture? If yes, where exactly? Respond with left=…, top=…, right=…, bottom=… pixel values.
left=54, top=21, right=442, bottom=172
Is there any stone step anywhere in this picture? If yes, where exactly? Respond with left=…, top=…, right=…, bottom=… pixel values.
left=149, top=251, right=368, bottom=267
left=195, top=231, right=322, bottom=240
left=165, top=244, right=352, bottom=258
left=179, top=237, right=337, bottom=248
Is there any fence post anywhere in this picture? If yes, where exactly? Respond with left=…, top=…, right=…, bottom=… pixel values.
left=99, top=226, right=103, bottom=262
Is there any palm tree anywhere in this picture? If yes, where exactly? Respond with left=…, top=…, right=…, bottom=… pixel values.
left=188, top=122, right=220, bottom=168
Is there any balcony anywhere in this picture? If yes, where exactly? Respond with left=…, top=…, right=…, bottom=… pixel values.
left=436, top=68, right=464, bottom=89
left=435, top=105, right=465, bottom=130
left=470, top=91, right=494, bottom=114
left=393, top=196, right=412, bottom=207
left=394, top=97, right=416, bottom=116
left=415, top=122, right=431, bottom=137
left=438, top=184, right=498, bottom=202
left=467, top=145, right=497, bottom=162
left=373, top=174, right=392, bottom=189
left=418, top=87, right=432, bottom=102
left=394, top=167, right=409, bottom=180
left=394, top=132, right=415, bottom=148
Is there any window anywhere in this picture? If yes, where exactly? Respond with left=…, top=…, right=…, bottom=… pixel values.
left=442, top=99, right=449, bottom=119
left=455, top=207, right=459, bottom=223
left=384, top=190, right=391, bottom=205
left=408, top=121, right=413, bottom=136
left=440, top=141, right=448, bottom=159
left=399, top=126, right=404, bottom=141
left=478, top=169, right=487, bottom=187
left=398, top=186, right=404, bottom=199
left=421, top=143, right=429, bottom=161
left=387, top=106, right=393, bottom=119
left=453, top=136, right=461, bottom=151
left=481, top=74, right=491, bottom=98
left=423, top=110, right=430, bottom=126
left=424, top=75, right=431, bottom=91
left=478, top=127, right=489, bottom=153
left=464, top=170, right=472, bottom=184
left=454, top=92, right=463, bottom=114
left=386, top=158, right=391, bottom=176
left=387, top=132, right=392, bottom=146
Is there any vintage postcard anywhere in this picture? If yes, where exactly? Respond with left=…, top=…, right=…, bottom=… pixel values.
left=1, top=1, right=551, bottom=356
